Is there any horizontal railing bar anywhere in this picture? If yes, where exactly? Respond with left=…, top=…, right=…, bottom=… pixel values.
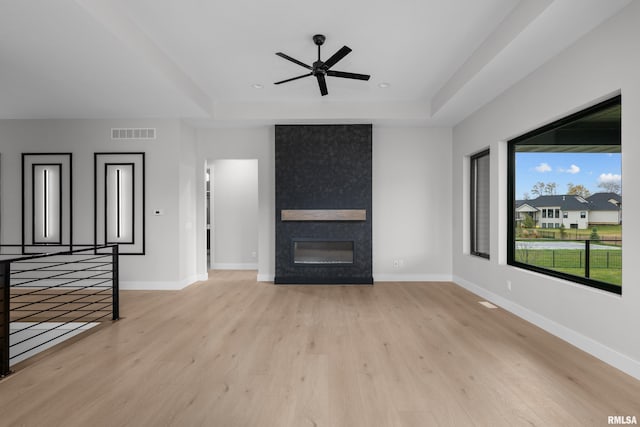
left=0, top=244, right=116, bottom=263
left=11, top=308, right=111, bottom=314
left=11, top=287, right=112, bottom=297
left=11, top=298, right=112, bottom=334
left=11, top=295, right=112, bottom=309
left=11, top=295, right=112, bottom=331
left=11, top=261, right=113, bottom=270
left=10, top=284, right=112, bottom=309
left=11, top=273, right=113, bottom=282
left=10, top=278, right=113, bottom=298
left=9, top=265, right=113, bottom=288
left=11, top=298, right=112, bottom=311
left=10, top=292, right=114, bottom=324
left=10, top=265, right=113, bottom=274
left=9, top=312, right=111, bottom=360
left=10, top=257, right=113, bottom=267
left=10, top=273, right=113, bottom=284
left=10, top=255, right=113, bottom=272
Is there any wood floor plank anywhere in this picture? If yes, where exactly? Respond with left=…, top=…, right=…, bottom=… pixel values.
left=1, top=270, right=639, bottom=426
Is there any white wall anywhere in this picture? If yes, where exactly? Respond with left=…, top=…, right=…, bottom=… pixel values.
left=452, top=1, right=640, bottom=379
left=0, top=119, right=203, bottom=290
left=198, top=125, right=453, bottom=282
left=179, top=123, right=208, bottom=285
left=373, top=127, right=452, bottom=281
left=589, top=210, right=619, bottom=225
left=211, top=159, right=258, bottom=269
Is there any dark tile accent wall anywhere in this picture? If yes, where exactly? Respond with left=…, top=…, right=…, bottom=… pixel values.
left=275, top=124, right=373, bottom=284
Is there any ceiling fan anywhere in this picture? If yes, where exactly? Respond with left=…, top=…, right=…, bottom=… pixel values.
left=274, top=34, right=370, bottom=96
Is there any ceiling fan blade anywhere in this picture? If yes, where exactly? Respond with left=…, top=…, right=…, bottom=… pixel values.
left=322, top=46, right=352, bottom=70
left=326, top=70, right=370, bottom=81
left=276, top=52, right=312, bottom=70
left=274, top=72, right=313, bottom=85
left=316, top=74, right=328, bottom=96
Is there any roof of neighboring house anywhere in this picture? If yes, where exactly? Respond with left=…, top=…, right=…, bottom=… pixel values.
left=586, top=192, right=622, bottom=211
left=515, top=201, right=538, bottom=212
left=516, top=192, right=621, bottom=212
left=520, top=195, right=590, bottom=211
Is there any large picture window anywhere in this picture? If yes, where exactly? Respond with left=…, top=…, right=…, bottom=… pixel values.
left=508, top=95, right=621, bottom=294
left=471, top=149, right=490, bottom=259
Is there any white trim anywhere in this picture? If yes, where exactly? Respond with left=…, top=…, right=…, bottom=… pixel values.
left=120, top=274, right=209, bottom=291
left=257, top=274, right=274, bottom=282
left=212, top=263, right=258, bottom=270
left=374, top=274, right=453, bottom=282
left=452, top=275, right=640, bottom=381
left=120, top=280, right=184, bottom=291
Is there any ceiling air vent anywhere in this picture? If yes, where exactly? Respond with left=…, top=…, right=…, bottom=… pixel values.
left=111, top=128, right=156, bottom=140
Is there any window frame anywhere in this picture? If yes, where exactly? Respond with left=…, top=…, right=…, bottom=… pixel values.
left=470, top=149, right=490, bottom=259
left=507, top=95, right=621, bottom=294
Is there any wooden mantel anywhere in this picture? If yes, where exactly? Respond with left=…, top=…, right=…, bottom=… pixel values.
left=281, top=209, right=367, bottom=221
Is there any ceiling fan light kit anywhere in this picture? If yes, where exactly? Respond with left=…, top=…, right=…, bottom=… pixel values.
left=274, top=34, right=370, bottom=96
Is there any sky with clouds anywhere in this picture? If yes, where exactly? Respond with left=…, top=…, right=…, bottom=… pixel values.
left=515, top=152, right=621, bottom=199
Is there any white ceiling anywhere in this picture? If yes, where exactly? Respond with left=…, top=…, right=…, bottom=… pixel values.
left=0, top=0, right=631, bottom=126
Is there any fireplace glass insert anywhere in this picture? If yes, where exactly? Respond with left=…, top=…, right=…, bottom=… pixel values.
left=293, top=240, right=354, bottom=265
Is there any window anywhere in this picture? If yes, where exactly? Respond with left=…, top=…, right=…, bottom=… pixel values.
left=470, top=149, right=490, bottom=259
left=509, top=95, right=622, bottom=294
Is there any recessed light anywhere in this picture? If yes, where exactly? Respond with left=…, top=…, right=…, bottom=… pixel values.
left=378, top=82, right=390, bottom=88
left=252, top=84, right=264, bottom=89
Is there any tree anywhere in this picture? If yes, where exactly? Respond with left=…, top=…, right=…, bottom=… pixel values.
left=522, top=213, right=535, bottom=229
left=590, top=227, right=601, bottom=242
left=531, top=181, right=558, bottom=197
left=531, top=181, right=546, bottom=197
left=544, top=182, right=557, bottom=195
left=567, top=183, right=591, bottom=198
left=597, top=181, right=621, bottom=194
left=522, top=192, right=530, bottom=200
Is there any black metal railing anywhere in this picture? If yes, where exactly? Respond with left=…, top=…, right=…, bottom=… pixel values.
left=1, top=244, right=119, bottom=377
left=514, top=239, right=622, bottom=285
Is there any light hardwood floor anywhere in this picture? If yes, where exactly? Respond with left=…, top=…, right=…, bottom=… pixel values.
left=1, top=270, right=639, bottom=426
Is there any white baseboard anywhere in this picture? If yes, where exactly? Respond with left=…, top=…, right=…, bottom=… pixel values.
left=452, top=275, right=640, bottom=381
left=257, top=274, right=274, bottom=282
left=212, top=263, right=258, bottom=270
left=374, top=273, right=453, bottom=282
left=120, top=274, right=207, bottom=291
left=120, top=281, right=185, bottom=291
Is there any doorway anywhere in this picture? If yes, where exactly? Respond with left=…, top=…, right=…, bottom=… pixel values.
left=208, top=159, right=259, bottom=271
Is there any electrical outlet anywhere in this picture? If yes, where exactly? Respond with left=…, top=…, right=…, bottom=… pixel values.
left=507, top=280, right=512, bottom=291
left=398, top=259, right=404, bottom=268
left=393, top=260, right=399, bottom=268
left=251, top=251, right=257, bottom=258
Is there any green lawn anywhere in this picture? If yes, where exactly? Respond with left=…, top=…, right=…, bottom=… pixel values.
left=514, top=248, right=621, bottom=286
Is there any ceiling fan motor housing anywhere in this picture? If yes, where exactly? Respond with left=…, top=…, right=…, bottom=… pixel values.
left=313, top=34, right=326, bottom=46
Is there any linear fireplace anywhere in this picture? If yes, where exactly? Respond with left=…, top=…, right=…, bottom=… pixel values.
left=293, top=240, right=354, bottom=265
left=274, top=124, right=373, bottom=284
